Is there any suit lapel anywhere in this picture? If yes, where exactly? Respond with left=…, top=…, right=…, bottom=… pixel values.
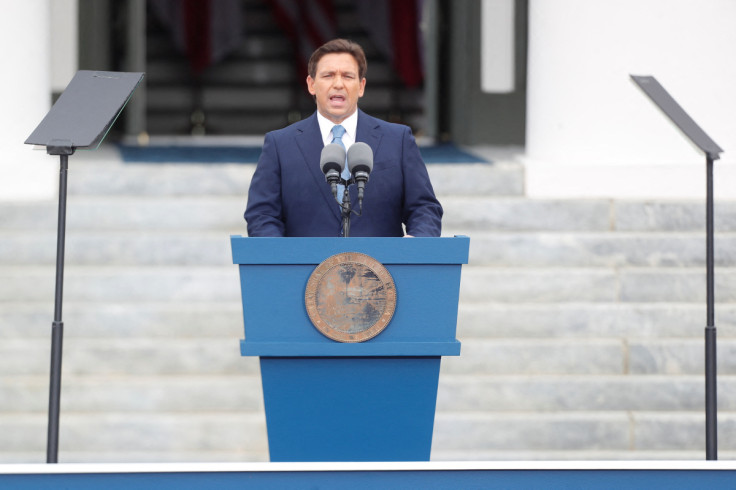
left=353, top=110, right=384, bottom=211
left=295, top=113, right=343, bottom=222
left=356, top=109, right=383, bottom=166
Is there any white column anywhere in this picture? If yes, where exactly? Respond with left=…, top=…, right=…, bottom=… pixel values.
left=0, top=0, right=54, bottom=201
left=481, top=0, right=515, bottom=94
left=525, top=0, right=736, bottom=198
left=50, top=0, right=79, bottom=94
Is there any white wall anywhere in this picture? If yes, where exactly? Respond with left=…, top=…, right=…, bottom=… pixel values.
left=0, top=1, right=55, bottom=201
left=0, top=0, right=79, bottom=201
left=481, top=0, right=515, bottom=94
left=525, top=0, right=736, bottom=198
left=50, top=0, right=79, bottom=94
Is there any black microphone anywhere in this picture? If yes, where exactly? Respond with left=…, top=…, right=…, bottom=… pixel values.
left=347, top=142, right=373, bottom=206
left=320, top=143, right=346, bottom=199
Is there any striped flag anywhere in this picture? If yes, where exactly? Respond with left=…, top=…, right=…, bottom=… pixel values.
left=357, top=0, right=424, bottom=87
left=150, top=0, right=243, bottom=74
left=269, top=0, right=338, bottom=74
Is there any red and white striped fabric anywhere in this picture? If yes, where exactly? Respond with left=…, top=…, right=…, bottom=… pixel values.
left=270, top=0, right=338, bottom=75
left=150, top=0, right=243, bottom=75
left=357, top=0, right=424, bottom=88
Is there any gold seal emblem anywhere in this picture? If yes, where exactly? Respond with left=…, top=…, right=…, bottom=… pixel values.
left=305, top=252, right=397, bottom=343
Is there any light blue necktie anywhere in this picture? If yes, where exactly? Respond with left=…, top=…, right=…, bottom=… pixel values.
left=331, top=125, right=351, bottom=200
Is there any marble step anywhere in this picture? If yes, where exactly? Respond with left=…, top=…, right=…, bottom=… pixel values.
left=3, top=301, right=733, bottom=341
left=456, top=302, right=732, bottom=339
left=3, top=410, right=732, bottom=460
left=5, top=230, right=736, bottom=268
left=0, top=302, right=246, bottom=339
left=0, top=375, right=262, bottom=413
left=3, top=265, right=736, bottom=304
left=441, top=338, right=736, bottom=376
left=5, top=447, right=734, bottom=464
left=430, top=449, right=736, bottom=462
left=436, top=375, right=736, bottom=412
left=0, top=266, right=241, bottom=303
left=4, top=373, right=732, bottom=416
left=462, top=231, right=736, bottom=267
left=459, top=266, right=736, bottom=304
left=0, top=412, right=267, bottom=458
left=0, top=197, right=615, bottom=233
left=2, top=337, right=733, bottom=377
left=5, top=195, right=736, bottom=233
left=432, top=411, right=736, bottom=453
left=66, top=150, right=524, bottom=198
left=0, top=338, right=258, bottom=377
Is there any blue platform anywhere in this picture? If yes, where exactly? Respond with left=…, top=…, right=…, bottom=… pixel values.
left=3, top=462, right=735, bottom=489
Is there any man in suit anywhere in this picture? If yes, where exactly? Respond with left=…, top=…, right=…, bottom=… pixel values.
left=245, top=39, right=442, bottom=237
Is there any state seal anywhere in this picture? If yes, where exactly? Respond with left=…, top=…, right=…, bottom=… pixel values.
left=305, top=252, right=396, bottom=343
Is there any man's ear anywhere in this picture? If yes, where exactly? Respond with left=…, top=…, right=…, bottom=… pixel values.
left=306, top=76, right=316, bottom=95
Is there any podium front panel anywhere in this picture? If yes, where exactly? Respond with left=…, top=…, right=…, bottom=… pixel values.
left=232, top=237, right=469, bottom=357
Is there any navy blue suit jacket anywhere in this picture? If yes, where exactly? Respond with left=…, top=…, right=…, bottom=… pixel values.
left=245, top=110, right=443, bottom=237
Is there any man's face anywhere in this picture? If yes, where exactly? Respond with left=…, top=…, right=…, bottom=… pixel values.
left=306, top=53, right=366, bottom=124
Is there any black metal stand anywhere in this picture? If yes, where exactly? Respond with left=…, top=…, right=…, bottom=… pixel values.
left=341, top=185, right=352, bottom=238
left=630, top=74, right=724, bottom=461
left=25, top=70, right=144, bottom=464
left=46, top=146, right=74, bottom=464
left=705, top=155, right=717, bottom=460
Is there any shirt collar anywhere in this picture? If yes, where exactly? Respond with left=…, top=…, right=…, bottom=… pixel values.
left=316, top=110, right=359, bottom=145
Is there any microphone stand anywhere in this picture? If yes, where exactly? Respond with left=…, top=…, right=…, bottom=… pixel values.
left=340, top=179, right=352, bottom=237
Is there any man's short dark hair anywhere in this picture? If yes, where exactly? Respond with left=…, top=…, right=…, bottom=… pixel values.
left=308, top=38, right=367, bottom=80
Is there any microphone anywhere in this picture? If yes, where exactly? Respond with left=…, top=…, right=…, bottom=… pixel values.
left=320, top=143, right=346, bottom=198
left=347, top=142, right=373, bottom=206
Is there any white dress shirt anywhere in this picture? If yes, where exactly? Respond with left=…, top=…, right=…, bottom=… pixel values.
left=316, top=110, right=358, bottom=149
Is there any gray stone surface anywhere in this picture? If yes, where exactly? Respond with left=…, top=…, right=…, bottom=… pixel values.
left=455, top=302, right=721, bottom=339
left=0, top=302, right=245, bottom=338
left=461, top=232, right=736, bottom=267
left=69, top=163, right=254, bottom=197
left=432, top=412, right=630, bottom=451
left=615, top=201, right=736, bottom=232
left=3, top=148, right=736, bottom=462
left=0, top=232, right=234, bottom=266
left=631, top=412, right=736, bottom=450
left=442, top=339, right=624, bottom=375
left=0, top=266, right=241, bottom=302
left=460, top=267, right=619, bottom=303
left=443, top=198, right=612, bottom=232
left=629, top=339, right=736, bottom=375
left=436, top=375, right=736, bottom=411
left=427, top=163, right=525, bottom=197
left=0, top=375, right=263, bottom=413
left=0, top=338, right=256, bottom=376
left=620, top=268, right=736, bottom=302
left=0, top=197, right=246, bottom=232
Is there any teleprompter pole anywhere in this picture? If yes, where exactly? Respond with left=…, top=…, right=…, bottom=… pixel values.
left=705, top=155, right=717, bottom=460
left=23, top=71, right=144, bottom=463
left=630, top=75, right=724, bottom=460
left=47, top=146, right=73, bottom=464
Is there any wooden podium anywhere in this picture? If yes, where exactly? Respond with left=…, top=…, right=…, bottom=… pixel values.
left=231, top=236, right=469, bottom=461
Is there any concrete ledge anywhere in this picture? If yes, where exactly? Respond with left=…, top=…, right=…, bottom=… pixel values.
left=523, top=157, right=736, bottom=200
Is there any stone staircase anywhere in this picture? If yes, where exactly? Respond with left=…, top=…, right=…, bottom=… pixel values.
left=1, top=144, right=734, bottom=462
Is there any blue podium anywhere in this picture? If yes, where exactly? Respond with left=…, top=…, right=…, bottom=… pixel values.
left=231, top=236, right=469, bottom=462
